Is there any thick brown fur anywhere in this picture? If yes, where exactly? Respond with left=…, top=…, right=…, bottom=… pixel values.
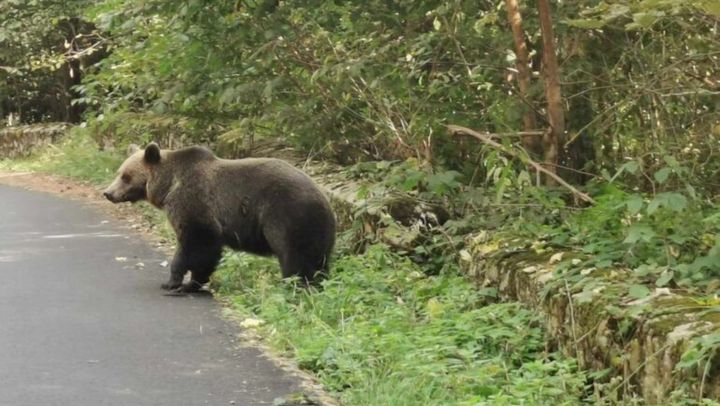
left=103, top=143, right=336, bottom=293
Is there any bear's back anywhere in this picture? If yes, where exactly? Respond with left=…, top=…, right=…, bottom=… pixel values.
left=216, top=158, right=317, bottom=191
left=214, top=157, right=329, bottom=217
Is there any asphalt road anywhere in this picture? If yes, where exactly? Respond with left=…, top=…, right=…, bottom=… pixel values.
left=0, top=184, right=305, bottom=406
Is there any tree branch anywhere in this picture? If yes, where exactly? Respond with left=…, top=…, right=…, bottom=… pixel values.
left=447, top=124, right=595, bottom=204
left=486, top=130, right=545, bottom=138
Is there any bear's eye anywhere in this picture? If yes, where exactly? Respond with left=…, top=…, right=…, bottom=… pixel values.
left=121, top=174, right=132, bottom=183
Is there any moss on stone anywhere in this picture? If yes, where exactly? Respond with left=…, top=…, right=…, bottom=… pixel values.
left=460, top=230, right=720, bottom=403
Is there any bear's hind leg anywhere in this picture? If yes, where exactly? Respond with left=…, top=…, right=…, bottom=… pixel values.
left=279, top=251, right=327, bottom=285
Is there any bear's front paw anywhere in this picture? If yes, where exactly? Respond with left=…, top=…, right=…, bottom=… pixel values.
left=161, top=281, right=182, bottom=290
left=179, top=280, right=203, bottom=293
left=162, top=281, right=204, bottom=296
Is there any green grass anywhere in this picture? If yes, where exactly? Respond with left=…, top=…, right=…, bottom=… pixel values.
left=212, top=245, right=589, bottom=405
left=0, top=127, right=123, bottom=185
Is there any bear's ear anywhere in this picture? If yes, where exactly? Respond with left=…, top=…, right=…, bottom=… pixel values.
left=144, top=143, right=161, bottom=165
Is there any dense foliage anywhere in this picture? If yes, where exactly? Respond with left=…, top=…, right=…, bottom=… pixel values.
left=0, top=0, right=102, bottom=122
left=2, top=1, right=717, bottom=175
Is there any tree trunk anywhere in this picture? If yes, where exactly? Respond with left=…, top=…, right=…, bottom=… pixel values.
left=537, top=0, right=565, bottom=185
left=504, top=0, right=541, bottom=157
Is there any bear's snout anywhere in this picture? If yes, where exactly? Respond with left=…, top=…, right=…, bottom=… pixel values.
left=103, top=191, right=116, bottom=202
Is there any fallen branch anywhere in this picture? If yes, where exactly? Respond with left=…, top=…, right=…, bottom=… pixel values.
left=485, top=130, right=545, bottom=139
left=447, top=124, right=596, bottom=204
left=0, top=66, right=20, bottom=73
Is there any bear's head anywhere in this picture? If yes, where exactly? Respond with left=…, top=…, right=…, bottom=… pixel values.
left=103, top=143, right=162, bottom=204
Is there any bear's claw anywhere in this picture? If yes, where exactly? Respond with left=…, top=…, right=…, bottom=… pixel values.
left=161, top=281, right=181, bottom=290
left=179, top=280, right=203, bottom=293
left=162, top=280, right=203, bottom=296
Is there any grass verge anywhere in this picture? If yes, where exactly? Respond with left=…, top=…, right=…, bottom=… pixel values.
left=0, top=127, right=124, bottom=185
left=213, top=246, right=589, bottom=405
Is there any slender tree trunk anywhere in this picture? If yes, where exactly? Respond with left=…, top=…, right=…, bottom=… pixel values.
left=537, top=0, right=565, bottom=185
left=504, top=0, right=541, bottom=157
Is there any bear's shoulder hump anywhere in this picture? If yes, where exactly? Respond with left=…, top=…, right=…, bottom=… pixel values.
left=173, top=146, right=217, bottom=162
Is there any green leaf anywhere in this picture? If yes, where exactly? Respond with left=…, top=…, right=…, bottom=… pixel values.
left=647, top=192, right=687, bottom=214
left=626, top=11, right=665, bottom=30
left=663, top=155, right=679, bottom=168
left=610, top=161, right=639, bottom=182
left=623, top=161, right=640, bottom=174
left=600, top=168, right=612, bottom=181
left=625, top=195, right=644, bottom=215
left=473, top=12, right=498, bottom=32
left=653, top=167, right=671, bottom=184
left=647, top=197, right=661, bottom=214
left=624, top=224, right=657, bottom=244
left=662, top=192, right=688, bottom=212
left=678, top=348, right=702, bottom=368
left=427, top=170, right=461, bottom=196
left=401, top=172, right=424, bottom=191
left=575, top=289, right=597, bottom=304
left=656, top=270, right=674, bottom=287
left=605, top=4, right=631, bottom=20
left=219, top=86, right=237, bottom=105
left=633, top=263, right=659, bottom=277
left=356, top=184, right=369, bottom=199
left=494, top=178, right=510, bottom=205
left=628, top=284, right=651, bottom=299
left=595, top=259, right=613, bottom=268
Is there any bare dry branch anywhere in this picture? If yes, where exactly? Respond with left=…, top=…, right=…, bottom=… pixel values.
left=487, top=130, right=546, bottom=138
left=447, top=124, right=596, bottom=204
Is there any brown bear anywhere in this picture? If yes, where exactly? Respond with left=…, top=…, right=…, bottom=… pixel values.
left=103, top=143, right=336, bottom=293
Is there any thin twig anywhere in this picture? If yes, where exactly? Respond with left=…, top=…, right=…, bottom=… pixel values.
left=543, top=162, right=600, bottom=179
left=609, top=342, right=673, bottom=396
left=447, top=124, right=596, bottom=204
left=564, top=279, right=579, bottom=357
left=574, top=319, right=605, bottom=344
left=436, top=225, right=460, bottom=258
left=699, top=349, right=715, bottom=401
left=485, top=130, right=546, bottom=138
